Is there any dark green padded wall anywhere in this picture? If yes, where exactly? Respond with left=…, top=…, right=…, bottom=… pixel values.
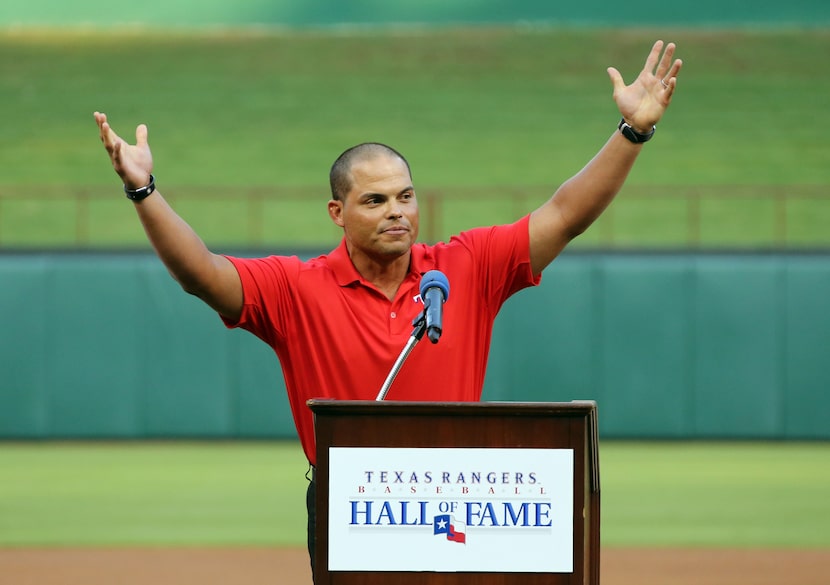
left=2, top=251, right=829, bottom=440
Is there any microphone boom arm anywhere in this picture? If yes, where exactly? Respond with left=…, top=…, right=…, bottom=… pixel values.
left=375, top=311, right=427, bottom=401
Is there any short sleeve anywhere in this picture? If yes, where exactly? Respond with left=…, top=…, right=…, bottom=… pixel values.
left=220, top=254, right=301, bottom=347
left=448, top=214, right=541, bottom=310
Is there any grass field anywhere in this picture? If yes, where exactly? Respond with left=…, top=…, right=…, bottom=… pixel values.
left=0, top=441, right=828, bottom=548
left=1, top=27, right=829, bottom=247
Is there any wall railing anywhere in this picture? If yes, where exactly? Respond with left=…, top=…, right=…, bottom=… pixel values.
left=1, top=184, right=828, bottom=249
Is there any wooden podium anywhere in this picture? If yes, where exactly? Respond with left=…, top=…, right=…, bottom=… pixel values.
left=309, top=400, right=600, bottom=584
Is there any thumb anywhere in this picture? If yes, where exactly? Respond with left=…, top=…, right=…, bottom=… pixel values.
left=606, top=67, right=625, bottom=93
left=135, top=124, right=149, bottom=147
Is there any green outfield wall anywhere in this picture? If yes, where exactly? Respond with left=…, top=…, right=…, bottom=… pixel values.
left=2, top=0, right=828, bottom=28
left=1, top=251, right=828, bottom=440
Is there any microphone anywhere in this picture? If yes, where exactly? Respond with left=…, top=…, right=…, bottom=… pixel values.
left=419, top=270, right=450, bottom=344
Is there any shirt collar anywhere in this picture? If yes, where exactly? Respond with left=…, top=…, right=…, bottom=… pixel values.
left=327, top=238, right=436, bottom=287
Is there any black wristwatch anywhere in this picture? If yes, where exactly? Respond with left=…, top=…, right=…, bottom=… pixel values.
left=618, top=118, right=656, bottom=144
left=124, top=175, right=156, bottom=201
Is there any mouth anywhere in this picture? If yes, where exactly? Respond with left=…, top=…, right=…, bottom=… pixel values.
left=381, top=225, right=410, bottom=236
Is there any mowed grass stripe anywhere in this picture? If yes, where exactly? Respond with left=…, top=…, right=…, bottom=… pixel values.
left=0, top=441, right=827, bottom=547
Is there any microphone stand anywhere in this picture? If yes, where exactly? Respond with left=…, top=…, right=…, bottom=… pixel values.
left=375, top=311, right=427, bottom=401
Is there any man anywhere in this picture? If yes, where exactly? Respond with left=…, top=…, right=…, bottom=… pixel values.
left=95, top=39, right=681, bottom=571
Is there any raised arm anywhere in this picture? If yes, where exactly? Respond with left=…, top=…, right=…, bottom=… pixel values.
left=94, top=112, right=243, bottom=320
left=528, top=40, right=683, bottom=274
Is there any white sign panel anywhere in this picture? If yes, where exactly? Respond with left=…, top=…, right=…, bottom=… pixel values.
left=328, top=447, right=574, bottom=572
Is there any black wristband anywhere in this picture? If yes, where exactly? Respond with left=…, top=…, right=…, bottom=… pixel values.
left=618, top=118, right=655, bottom=144
left=124, top=175, right=156, bottom=201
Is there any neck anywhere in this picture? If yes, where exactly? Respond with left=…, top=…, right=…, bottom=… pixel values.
left=348, top=247, right=411, bottom=301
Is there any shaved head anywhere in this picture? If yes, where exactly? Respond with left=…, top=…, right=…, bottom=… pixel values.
left=329, top=143, right=412, bottom=202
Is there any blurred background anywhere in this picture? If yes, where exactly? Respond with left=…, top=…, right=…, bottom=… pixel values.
left=1, top=0, right=829, bottom=572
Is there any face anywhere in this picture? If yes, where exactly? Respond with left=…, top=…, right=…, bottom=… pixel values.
left=328, top=153, right=420, bottom=264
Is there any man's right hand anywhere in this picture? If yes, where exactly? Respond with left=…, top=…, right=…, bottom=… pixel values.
left=94, top=112, right=154, bottom=190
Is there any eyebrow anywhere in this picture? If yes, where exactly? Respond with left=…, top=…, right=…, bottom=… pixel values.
left=358, top=186, right=415, bottom=200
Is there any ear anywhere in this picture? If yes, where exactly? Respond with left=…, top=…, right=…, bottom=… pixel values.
left=328, top=199, right=345, bottom=227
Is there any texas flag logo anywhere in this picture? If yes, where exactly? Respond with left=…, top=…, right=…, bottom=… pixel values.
left=433, top=514, right=466, bottom=544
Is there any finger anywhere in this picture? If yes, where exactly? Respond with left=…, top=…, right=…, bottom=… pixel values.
left=95, top=111, right=108, bottom=142
left=642, top=40, right=664, bottom=76
left=655, top=42, right=677, bottom=79
left=660, top=59, right=683, bottom=97
left=110, top=139, right=123, bottom=166
left=135, top=123, right=148, bottom=148
left=666, top=58, right=683, bottom=81
left=100, top=121, right=118, bottom=152
left=95, top=112, right=119, bottom=149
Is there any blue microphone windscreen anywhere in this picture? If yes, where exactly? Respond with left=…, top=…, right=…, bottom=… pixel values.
left=420, top=270, right=450, bottom=301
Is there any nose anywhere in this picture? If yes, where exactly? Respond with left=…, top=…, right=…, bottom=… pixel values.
left=386, top=200, right=403, bottom=219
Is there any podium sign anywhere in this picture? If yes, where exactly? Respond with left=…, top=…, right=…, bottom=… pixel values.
left=310, top=400, right=600, bottom=585
left=328, top=447, right=574, bottom=572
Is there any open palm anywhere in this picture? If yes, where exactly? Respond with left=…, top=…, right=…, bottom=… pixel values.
left=94, top=111, right=154, bottom=189
left=607, top=41, right=683, bottom=133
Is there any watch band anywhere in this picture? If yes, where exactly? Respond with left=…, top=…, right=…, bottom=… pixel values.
left=618, top=118, right=656, bottom=144
left=124, top=175, right=156, bottom=201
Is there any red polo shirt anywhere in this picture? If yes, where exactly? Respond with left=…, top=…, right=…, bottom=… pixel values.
left=223, top=215, right=540, bottom=464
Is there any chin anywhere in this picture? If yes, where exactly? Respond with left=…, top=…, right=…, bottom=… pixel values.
left=379, top=241, right=412, bottom=257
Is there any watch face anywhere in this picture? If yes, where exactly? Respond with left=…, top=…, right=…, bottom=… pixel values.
left=619, top=121, right=652, bottom=143
left=621, top=125, right=639, bottom=143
